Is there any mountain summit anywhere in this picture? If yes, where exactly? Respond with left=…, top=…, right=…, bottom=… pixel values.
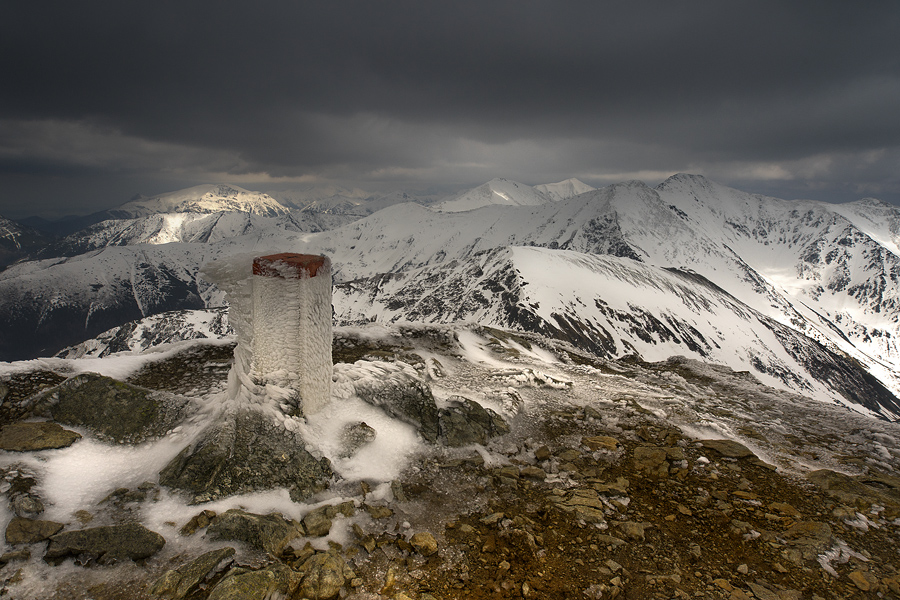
left=534, top=178, right=596, bottom=201
left=434, top=178, right=551, bottom=212
left=107, top=184, right=290, bottom=219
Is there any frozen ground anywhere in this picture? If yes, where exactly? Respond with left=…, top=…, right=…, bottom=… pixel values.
left=1, top=323, right=899, bottom=598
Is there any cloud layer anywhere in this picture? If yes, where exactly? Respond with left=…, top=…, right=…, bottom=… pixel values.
left=1, top=1, right=899, bottom=216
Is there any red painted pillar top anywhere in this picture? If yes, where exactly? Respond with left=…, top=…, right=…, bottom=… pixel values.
left=252, top=253, right=329, bottom=279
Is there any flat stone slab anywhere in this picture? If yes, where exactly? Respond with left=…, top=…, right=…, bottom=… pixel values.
left=699, top=439, right=757, bottom=459
left=150, top=546, right=236, bottom=599
left=0, top=421, right=81, bottom=452
left=5, top=516, right=64, bottom=545
left=206, top=509, right=302, bottom=555
left=34, top=373, right=190, bottom=444
left=45, top=523, right=165, bottom=565
left=0, top=421, right=81, bottom=451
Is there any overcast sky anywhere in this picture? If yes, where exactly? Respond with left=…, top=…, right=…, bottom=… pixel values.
left=1, top=1, right=899, bottom=218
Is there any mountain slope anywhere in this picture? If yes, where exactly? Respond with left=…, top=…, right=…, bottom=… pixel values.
left=334, top=246, right=900, bottom=419
left=0, top=215, right=48, bottom=270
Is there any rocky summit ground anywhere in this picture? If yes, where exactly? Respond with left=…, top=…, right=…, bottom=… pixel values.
left=1, top=324, right=899, bottom=599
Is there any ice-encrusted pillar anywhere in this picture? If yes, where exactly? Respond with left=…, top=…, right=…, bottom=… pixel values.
left=251, top=253, right=332, bottom=414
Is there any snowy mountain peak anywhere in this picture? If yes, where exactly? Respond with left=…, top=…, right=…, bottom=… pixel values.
left=108, top=184, right=290, bottom=219
left=534, top=178, right=596, bottom=201
left=434, top=178, right=550, bottom=212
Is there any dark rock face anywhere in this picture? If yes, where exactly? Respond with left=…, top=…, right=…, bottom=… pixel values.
left=35, top=373, right=190, bottom=443
left=205, top=509, right=301, bottom=555
left=159, top=408, right=333, bottom=503
left=44, top=523, right=165, bottom=565
left=0, top=421, right=81, bottom=451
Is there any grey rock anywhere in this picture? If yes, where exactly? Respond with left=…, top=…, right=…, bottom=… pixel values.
left=159, top=408, right=332, bottom=503
left=519, top=466, right=547, bottom=480
left=354, top=362, right=441, bottom=442
left=617, top=521, right=651, bottom=541
left=45, top=523, right=165, bottom=565
left=11, top=495, right=44, bottom=518
left=699, top=439, right=757, bottom=459
left=303, top=507, right=333, bottom=537
left=0, top=421, right=81, bottom=451
left=5, top=516, right=64, bottom=545
left=747, top=582, right=781, bottom=600
left=296, top=552, right=348, bottom=600
left=35, top=373, right=189, bottom=444
left=410, top=531, right=438, bottom=556
left=179, top=509, right=216, bottom=536
left=390, top=479, right=408, bottom=502
left=633, top=446, right=669, bottom=478
left=437, top=396, right=509, bottom=447
left=339, top=421, right=376, bottom=457
left=0, top=549, right=31, bottom=566
left=807, top=469, right=900, bottom=516
left=150, top=546, right=235, bottom=599
left=207, top=564, right=295, bottom=600
left=206, top=509, right=302, bottom=555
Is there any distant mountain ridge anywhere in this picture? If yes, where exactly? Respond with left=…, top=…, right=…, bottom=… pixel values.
left=107, top=184, right=290, bottom=219
left=3, top=174, right=900, bottom=420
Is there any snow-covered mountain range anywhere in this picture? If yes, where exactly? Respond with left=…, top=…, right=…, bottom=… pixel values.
left=3, top=174, right=900, bottom=419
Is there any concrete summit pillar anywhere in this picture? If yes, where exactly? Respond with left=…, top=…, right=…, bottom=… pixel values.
left=251, top=253, right=332, bottom=414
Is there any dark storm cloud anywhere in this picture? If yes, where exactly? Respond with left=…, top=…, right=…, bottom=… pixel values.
left=1, top=1, right=899, bottom=216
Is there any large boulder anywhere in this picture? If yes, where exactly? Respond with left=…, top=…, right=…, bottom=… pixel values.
left=336, top=361, right=509, bottom=446
left=159, top=408, right=332, bottom=503
left=33, top=373, right=190, bottom=444
left=342, top=361, right=441, bottom=442
left=44, top=523, right=165, bottom=565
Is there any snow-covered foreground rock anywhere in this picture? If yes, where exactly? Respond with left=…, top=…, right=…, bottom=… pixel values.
left=1, top=323, right=900, bottom=599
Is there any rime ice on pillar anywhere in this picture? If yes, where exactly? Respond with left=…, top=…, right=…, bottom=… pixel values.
left=251, top=253, right=333, bottom=414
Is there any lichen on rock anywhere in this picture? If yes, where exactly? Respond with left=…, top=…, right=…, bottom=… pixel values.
left=159, top=407, right=332, bottom=503
left=33, top=373, right=189, bottom=444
